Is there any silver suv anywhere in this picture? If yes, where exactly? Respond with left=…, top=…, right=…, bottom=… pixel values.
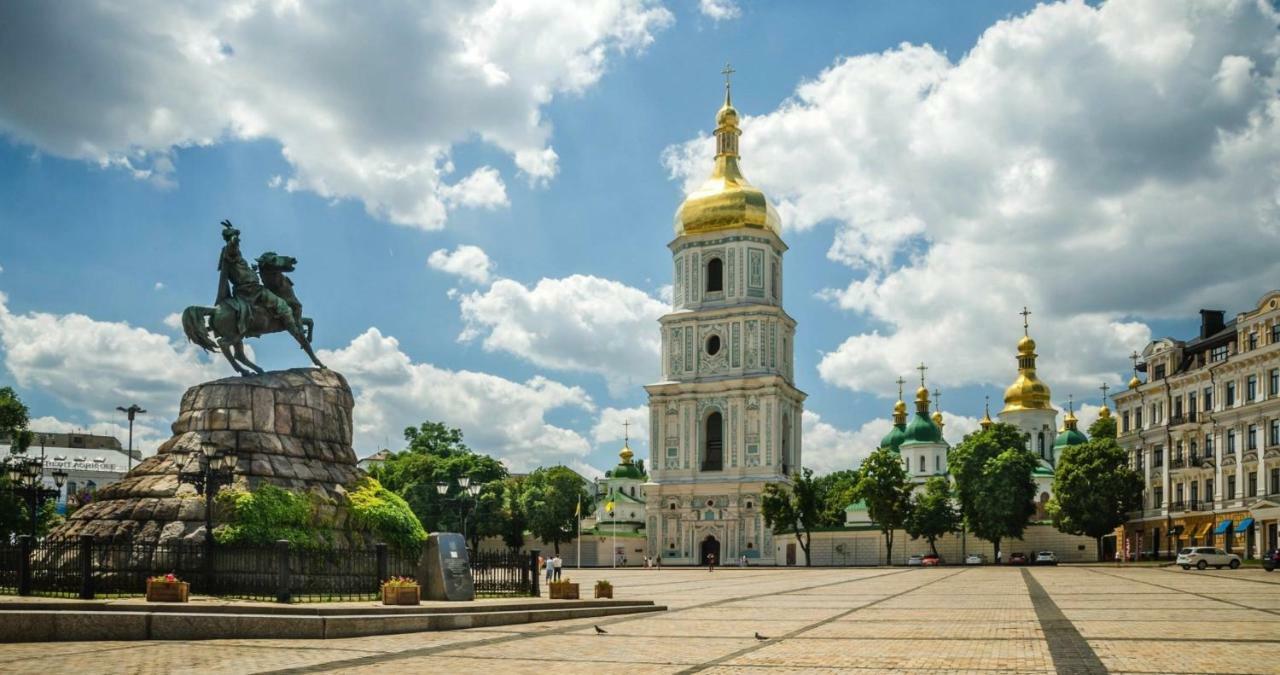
left=1176, top=547, right=1241, bottom=570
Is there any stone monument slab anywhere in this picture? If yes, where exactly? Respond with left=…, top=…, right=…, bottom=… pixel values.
left=422, top=533, right=475, bottom=601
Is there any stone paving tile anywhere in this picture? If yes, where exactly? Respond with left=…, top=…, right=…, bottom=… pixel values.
left=802, top=620, right=1044, bottom=640
left=1060, top=607, right=1274, bottom=622
left=701, top=668, right=1053, bottom=675
left=668, top=606, right=845, bottom=622
left=562, top=618, right=818, bottom=637
left=331, top=655, right=686, bottom=674
left=444, top=633, right=754, bottom=665
left=841, top=607, right=1040, bottom=622
left=725, top=637, right=1054, bottom=671
left=1072, top=619, right=1280, bottom=640
left=0, top=642, right=378, bottom=675
left=1091, top=638, right=1280, bottom=674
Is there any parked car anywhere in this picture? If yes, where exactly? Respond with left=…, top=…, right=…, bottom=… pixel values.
left=964, top=553, right=986, bottom=565
left=906, top=554, right=924, bottom=566
left=1034, top=551, right=1058, bottom=565
left=1264, top=549, right=1279, bottom=572
left=921, top=554, right=942, bottom=566
left=1175, top=547, right=1241, bottom=570
left=1008, top=552, right=1029, bottom=565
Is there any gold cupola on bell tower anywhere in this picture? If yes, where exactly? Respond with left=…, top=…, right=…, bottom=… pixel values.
left=673, top=63, right=781, bottom=237
left=1002, top=307, right=1054, bottom=413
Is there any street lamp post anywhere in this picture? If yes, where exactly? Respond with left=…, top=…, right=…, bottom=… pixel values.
left=5, top=455, right=68, bottom=538
left=116, top=404, right=146, bottom=473
left=178, top=436, right=238, bottom=588
left=436, top=476, right=482, bottom=549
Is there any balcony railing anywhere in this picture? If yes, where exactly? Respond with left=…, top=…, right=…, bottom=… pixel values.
left=1169, top=412, right=1197, bottom=426
left=1170, top=457, right=1186, bottom=469
left=1171, top=500, right=1213, bottom=512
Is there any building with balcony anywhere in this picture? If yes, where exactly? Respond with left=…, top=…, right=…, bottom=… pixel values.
left=1114, top=292, right=1280, bottom=560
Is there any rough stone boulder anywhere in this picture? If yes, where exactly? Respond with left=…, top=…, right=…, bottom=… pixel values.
left=52, top=368, right=377, bottom=548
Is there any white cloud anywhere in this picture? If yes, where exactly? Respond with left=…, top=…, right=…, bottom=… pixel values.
left=0, top=290, right=222, bottom=423
left=153, top=282, right=165, bottom=291
left=427, top=245, right=494, bottom=285
left=162, top=313, right=183, bottom=330
left=665, top=0, right=1280, bottom=400
left=802, top=409, right=981, bottom=474
left=0, top=0, right=673, bottom=230
left=457, top=274, right=666, bottom=396
left=319, top=327, right=597, bottom=472
left=699, top=0, right=741, bottom=22
left=592, top=405, right=649, bottom=444
left=24, top=414, right=168, bottom=458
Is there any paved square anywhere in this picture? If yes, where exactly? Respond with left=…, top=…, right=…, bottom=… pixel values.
left=1, top=565, right=1278, bottom=674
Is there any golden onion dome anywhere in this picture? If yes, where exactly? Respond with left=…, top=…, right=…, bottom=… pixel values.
left=1098, top=404, right=1112, bottom=419
left=931, top=410, right=944, bottom=427
left=1002, top=330, right=1054, bottom=413
left=619, top=443, right=634, bottom=463
left=673, top=83, right=781, bottom=237
left=893, top=399, right=907, bottom=415
left=1128, top=375, right=1141, bottom=390
left=915, top=386, right=929, bottom=403
left=980, top=409, right=993, bottom=429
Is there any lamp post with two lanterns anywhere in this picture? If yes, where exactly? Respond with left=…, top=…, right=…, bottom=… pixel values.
left=5, top=455, right=68, bottom=538
left=436, top=475, right=482, bottom=549
left=178, top=438, right=240, bottom=544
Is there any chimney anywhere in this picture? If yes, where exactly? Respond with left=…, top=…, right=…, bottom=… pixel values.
left=1199, top=309, right=1225, bottom=339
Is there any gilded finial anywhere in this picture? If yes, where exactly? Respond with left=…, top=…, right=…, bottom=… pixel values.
left=896, top=376, right=905, bottom=402
left=1020, top=306, right=1032, bottom=337
left=981, top=395, right=993, bottom=429
left=722, top=62, right=735, bottom=106
left=1098, top=382, right=1112, bottom=419
left=916, top=362, right=928, bottom=388
left=619, top=419, right=634, bottom=463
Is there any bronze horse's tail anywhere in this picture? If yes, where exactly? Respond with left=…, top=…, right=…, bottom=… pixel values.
left=182, top=306, right=219, bottom=352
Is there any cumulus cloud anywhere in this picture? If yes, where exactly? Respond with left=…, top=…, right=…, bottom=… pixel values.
left=0, top=0, right=673, bottom=230
left=665, top=0, right=1280, bottom=400
left=0, top=290, right=221, bottom=423
left=457, top=274, right=666, bottom=396
left=699, top=0, right=741, bottom=22
left=802, top=409, right=981, bottom=474
left=24, top=414, right=168, bottom=458
left=427, top=245, right=495, bottom=285
left=319, top=327, right=597, bottom=472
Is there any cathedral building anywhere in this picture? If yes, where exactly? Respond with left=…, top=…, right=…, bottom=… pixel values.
left=998, top=318, right=1065, bottom=509
left=644, top=75, right=805, bottom=566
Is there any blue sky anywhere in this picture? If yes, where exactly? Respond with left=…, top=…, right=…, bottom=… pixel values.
left=1, top=0, right=1277, bottom=475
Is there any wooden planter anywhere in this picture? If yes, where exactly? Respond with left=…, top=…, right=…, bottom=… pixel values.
left=382, top=585, right=421, bottom=606
left=549, top=582, right=579, bottom=600
left=593, top=585, right=613, bottom=599
left=146, top=580, right=189, bottom=603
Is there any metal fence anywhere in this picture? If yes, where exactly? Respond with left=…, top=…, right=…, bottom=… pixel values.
left=0, top=536, right=535, bottom=603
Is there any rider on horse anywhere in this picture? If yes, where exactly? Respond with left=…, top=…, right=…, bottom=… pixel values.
left=217, top=221, right=300, bottom=340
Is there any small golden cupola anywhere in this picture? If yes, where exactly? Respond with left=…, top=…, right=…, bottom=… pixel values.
left=1002, top=307, right=1054, bottom=413
left=1097, top=382, right=1112, bottom=419
left=673, top=64, right=781, bottom=237
left=980, top=395, right=994, bottom=430
left=930, top=388, right=944, bottom=430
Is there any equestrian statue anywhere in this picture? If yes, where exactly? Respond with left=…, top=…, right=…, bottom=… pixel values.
left=182, top=220, right=326, bottom=375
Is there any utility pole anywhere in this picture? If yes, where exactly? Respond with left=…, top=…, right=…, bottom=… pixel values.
left=116, top=404, right=146, bottom=472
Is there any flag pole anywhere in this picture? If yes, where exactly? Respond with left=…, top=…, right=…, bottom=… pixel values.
left=612, top=501, right=617, bottom=569
left=577, top=494, right=582, bottom=570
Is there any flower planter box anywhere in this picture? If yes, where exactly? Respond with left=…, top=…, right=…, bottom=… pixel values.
left=146, top=580, right=189, bottom=603
left=549, top=582, right=579, bottom=600
left=382, top=585, right=421, bottom=606
left=593, top=585, right=613, bottom=599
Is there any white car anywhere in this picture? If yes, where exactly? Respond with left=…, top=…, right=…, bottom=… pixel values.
left=906, top=554, right=924, bottom=566
left=1034, top=551, right=1058, bottom=565
left=964, top=553, right=986, bottom=565
left=1176, top=547, right=1241, bottom=570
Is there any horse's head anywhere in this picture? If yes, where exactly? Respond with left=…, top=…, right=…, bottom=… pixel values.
left=254, top=251, right=297, bottom=273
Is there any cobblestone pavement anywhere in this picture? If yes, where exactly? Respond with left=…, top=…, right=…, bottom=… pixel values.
left=2, top=565, right=1278, bottom=674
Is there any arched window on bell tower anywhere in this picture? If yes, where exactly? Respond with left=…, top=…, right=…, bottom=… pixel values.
left=706, top=258, right=723, bottom=293
left=780, top=413, right=791, bottom=475
left=703, top=412, right=723, bottom=471
left=1037, top=432, right=1045, bottom=458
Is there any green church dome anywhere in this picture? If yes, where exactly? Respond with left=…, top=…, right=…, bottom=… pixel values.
left=901, top=412, right=943, bottom=445
left=1053, top=427, right=1088, bottom=449
left=880, top=423, right=907, bottom=453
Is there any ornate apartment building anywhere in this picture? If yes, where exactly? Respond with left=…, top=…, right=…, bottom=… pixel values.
left=1114, top=291, right=1280, bottom=560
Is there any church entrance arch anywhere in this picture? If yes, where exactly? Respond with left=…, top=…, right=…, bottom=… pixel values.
left=700, top=534, right=720, bottom=565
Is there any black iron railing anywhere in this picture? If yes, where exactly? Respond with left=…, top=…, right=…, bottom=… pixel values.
left=0, top=536, right=535, bottom=602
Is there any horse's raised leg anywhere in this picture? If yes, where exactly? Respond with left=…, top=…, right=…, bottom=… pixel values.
left=289, top=326, right=326, bottom=369
left=302, top=317, right=314, bottom=343
left=233, top=343, right=266, bottom=375
left=220, top=344, right=251, bottom=376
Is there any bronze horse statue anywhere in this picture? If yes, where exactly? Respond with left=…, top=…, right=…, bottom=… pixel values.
left=182, top=221, right=326, bottom=376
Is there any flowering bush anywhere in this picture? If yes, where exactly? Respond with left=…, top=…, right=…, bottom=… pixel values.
left=148, top=573, right=181, bottom=583
left=381, top=576, right=418, bottom=588
left=595, top=579, right=612, bottom=589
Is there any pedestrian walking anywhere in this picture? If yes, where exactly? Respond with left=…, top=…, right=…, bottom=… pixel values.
left=545, top=555, right=554, bottom=583
left=656, top=554, right=662, bottom=569
left=707, top=552, right=716, bottom=572
left=553, top=554, right=563, bottom=581
left=740, top=554, right=747, bottom=567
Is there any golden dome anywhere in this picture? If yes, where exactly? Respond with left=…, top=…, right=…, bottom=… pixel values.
left=1063, top=408, right=1078, bottom=428
left=619, top=443, right=634, bottom=463
left=1002, top=330, right=1054, bottom=413
left=931, top=410, right=944, bottom=427
left=893, top=399, right=907, bottom=415
left=1098, top=404, right=1112, bottom=419
left=915, top=386, right=929, bottom=403
left=673, top=83, right=781, bottom=237
left=1128, top=375, right=1141, bottom=390
left=980, top=410, right=993, bottom=429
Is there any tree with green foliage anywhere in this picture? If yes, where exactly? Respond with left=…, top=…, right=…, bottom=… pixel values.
left=1088, top=414, right=1116, bottom=440
left=499, top=476, right=528, bottom=551
left=0, top=386, right=31, bottom=449
left=1047, top=437, right=1142, bottom=560
left=761, top=468, right=822, bottom=566
left=949, top=423, right=1038, bottom=561
left=519, top=465, right=590, bottom=554
left=814, top=469, right=859, bottom=527
left=347, top=477, right=428, bottom=552
left=372, top=422, right=507, bottom=535
left=904, top=476, right=961, bottom=557
left=214, top=485, right=320, bottom=548
left=853, top=447, right=914, bottom=565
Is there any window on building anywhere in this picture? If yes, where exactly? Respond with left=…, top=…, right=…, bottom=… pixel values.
left=1190, top=482, right=1199, bottom=504
left=1173, top=396, right=1183, bottom=419
left=1271, top=369, right=1279, bottom=397
left=1175, top=483, right=1184, bottom=505
left=1211, top=345, right=1228, bottom=362
left=1205, top=433, right=1214, bottom=456
left=1038, top=432, right=1045, bottom=457
left=935, top=455, right=940, bottom=472
left=1227, top=430, right=1236, bottom=453
left=1273, top=323, right=1280, bottom=345
left=1271, top=419, right=1279, bottom=447
left=770, top=260, right=778, bottom=299
left=1154, top=363, right=1166, bottom=380
left=1205, top=479, right=1214, bottom=502
left=1188, top=391, right=1197, bottom=414
left=1204, top=387, right=1213, bottom=410
left=1190, top=440, right=1198, bottom=461
left=1249, top=333, right=1258, bottom=350
left=1248, top=424, right=1258, bottom=450
left=705, top=258, right=724, bottom=293
left=1153, top=487, right=1163, bottom=507
left=919, top=455, right=925, bottom=472
left=1226, top=381, right=1236, bottom=407
left=702, top=412, right=723, bottom=471
left=1227, top=475, right=1236, bottom=500
left=1248, top=471, right=1257, bottom=498
left=1248, top=375, right=1258, bottom=402
left=1122, top=411, right=1131, bottom=433
left=706, top=334, right=721, bottom=356
left=1135, top=409, right=1143, bottom=429
left=1272, top=468, right=1280, bottom=495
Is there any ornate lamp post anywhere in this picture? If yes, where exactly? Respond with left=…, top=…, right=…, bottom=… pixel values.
left=5, top=455, right=68, bottom=537
left=436, top=475, right=482, bottom=548
left=178, top=439, right=239, bottom=541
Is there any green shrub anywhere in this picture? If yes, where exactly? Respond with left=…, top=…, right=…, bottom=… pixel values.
left=348, top=477, right=427, bottom=552
left=214, top=485, right=320, bottom=549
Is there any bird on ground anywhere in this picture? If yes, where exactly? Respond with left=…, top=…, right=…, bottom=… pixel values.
left=594, top=625, right=608, bottom=635
left=755, top=632, right=769, bottom=641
